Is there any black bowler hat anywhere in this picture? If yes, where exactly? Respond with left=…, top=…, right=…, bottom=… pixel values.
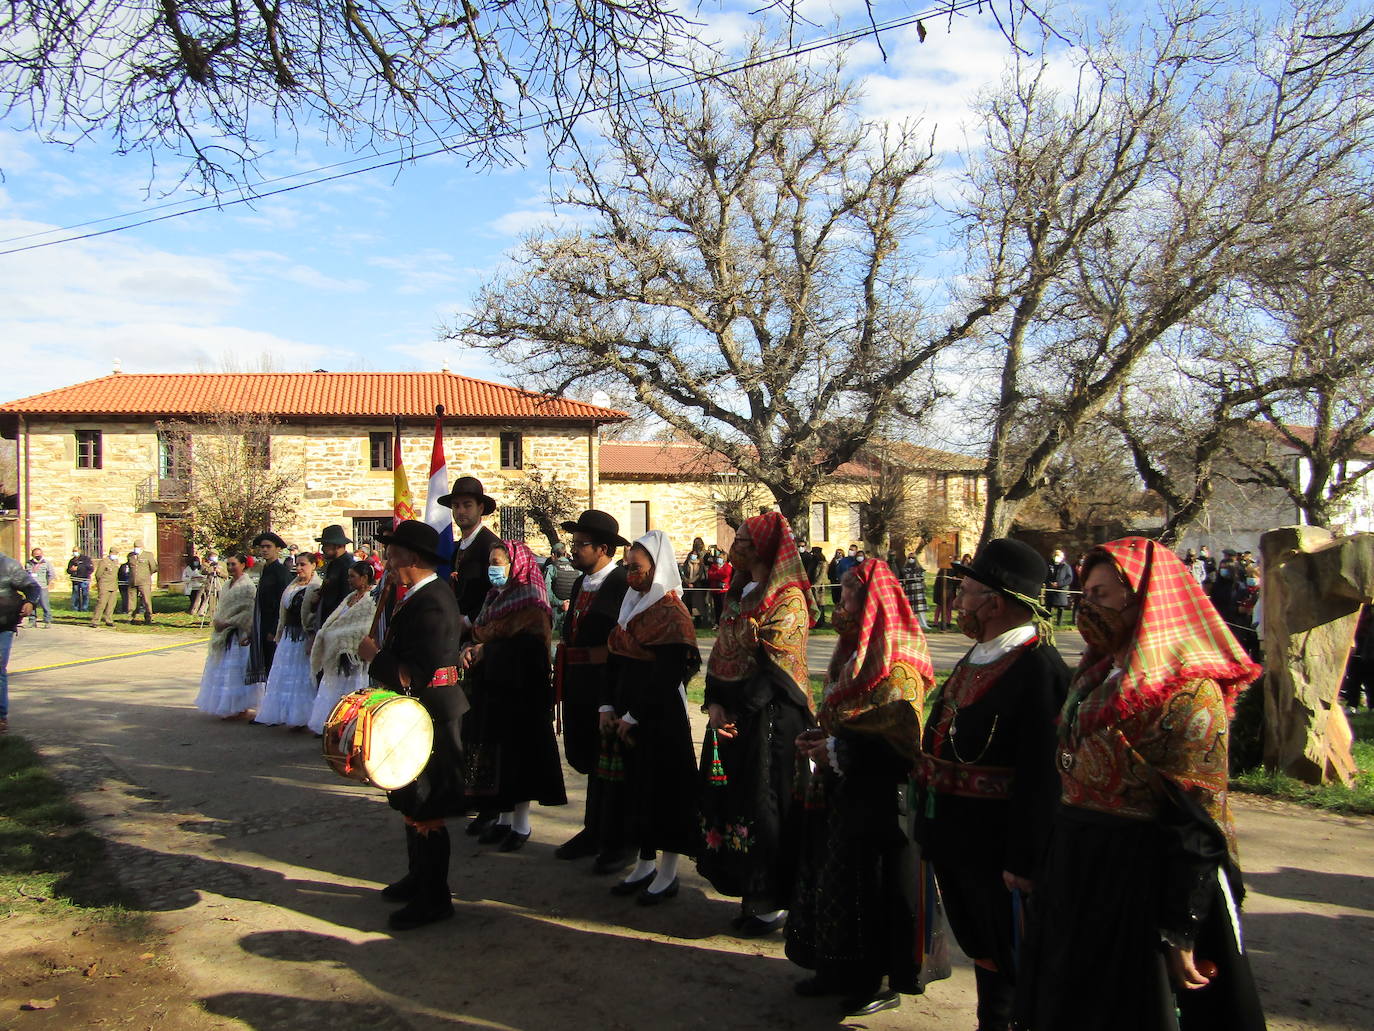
left=252, top=532, right=287, bottom=548
left=560, top=509, right=630, bottom=548
left=437, top=475, right=497, bottom=516
left=315, top=524, right=353, bottom=547
left=376, top=520, right=444, bottom=563
left=953, top=538, right=1049, bottom=613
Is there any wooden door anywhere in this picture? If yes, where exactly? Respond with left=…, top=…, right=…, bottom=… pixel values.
left=156, top=516, right=187, bottom=583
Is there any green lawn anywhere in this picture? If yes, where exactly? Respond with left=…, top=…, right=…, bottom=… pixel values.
left=0, top=736, right=137, bottom=916
left=41, top=590, right=211, bottom=634
left=1231, top=710, right=1374, bottom=816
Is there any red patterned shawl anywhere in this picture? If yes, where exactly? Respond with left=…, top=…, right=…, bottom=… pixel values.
left=739, top=511, right=819, bottom=626
left=1071, top=536, right=1261, bottom=734
left=476, top=539, right=553, bottom=627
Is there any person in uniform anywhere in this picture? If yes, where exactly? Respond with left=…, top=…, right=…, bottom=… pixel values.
left=315, top=525, right=355, bottom=628
left=127, top=539, right=158, bottom=624
left=88, top=548, right=121, bottom=628
left=358, top=520, right=468, bottom=931
left=246, top=532, right=294, bottom=687
left=551, top=510, right=633, bottom=871
left=912, top=538, right=1070, bottom=1031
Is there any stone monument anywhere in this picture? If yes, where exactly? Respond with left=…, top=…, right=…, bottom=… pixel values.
left=1258, top=525, right=1366, bottom=786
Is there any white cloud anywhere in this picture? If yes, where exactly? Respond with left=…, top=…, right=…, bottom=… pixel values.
left=0, top=216, right=327, bottom=399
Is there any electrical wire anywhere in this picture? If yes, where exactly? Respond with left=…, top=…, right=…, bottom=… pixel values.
left=0, top=0, right=990, bottom=257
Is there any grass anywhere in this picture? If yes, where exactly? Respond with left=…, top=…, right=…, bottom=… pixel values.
left=1231, top=710, right=1374, bottom=816
left=0, top=736, right=137, bottom=916
left=40, top=590, right=210, bottom=634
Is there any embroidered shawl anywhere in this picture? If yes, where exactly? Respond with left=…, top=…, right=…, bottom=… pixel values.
left=708, top=584, right=814, bottom=713
left=1069, top=537, right=1261, bottom=735
left=737, top=511, right=819, bottom=625
left=820, top=559, right=933, bottom=753
left=209, top=575, right=255, bottom=658
left=608, top=592, right=699, bottom=663
left=310, top=589, right=377, bottom=677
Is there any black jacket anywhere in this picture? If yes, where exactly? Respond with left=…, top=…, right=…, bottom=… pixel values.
left=451, top=525, right=502, bottom=621
left=318, top=553, right=354, bottom=627
left=370, top=576, right=468, bottom=820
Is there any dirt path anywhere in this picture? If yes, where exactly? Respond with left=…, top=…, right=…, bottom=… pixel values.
left=3, top=625, right=1370, bottom=1030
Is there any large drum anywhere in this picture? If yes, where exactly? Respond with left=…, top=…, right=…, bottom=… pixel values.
left=322, top=689, right=433, bottom=790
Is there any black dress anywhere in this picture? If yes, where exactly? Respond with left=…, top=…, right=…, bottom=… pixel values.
left=612, top=641, right=701, bottom=857
left=786, top=703, right=924, bottom=995
left=463, top=611, right=567, bottom=811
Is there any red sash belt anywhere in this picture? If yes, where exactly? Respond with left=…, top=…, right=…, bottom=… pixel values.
left=428, top=666, right=461, bottom=687
left=916, top=755, right=1015, bottom=800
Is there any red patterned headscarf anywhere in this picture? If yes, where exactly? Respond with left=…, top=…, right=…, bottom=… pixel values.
left=1072, top=536, right=1261, bottom=733
left=476, top=540, right=553, bottom=627
left=739, top=511, right=819, bottom=625
left=822, top=559, right=934, bottom=723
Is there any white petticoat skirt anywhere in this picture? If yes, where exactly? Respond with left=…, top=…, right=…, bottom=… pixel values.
left=254, top=635, right=316, bottom=727
left=307, top=663, right=371, bottom=735
left=195, top=639, right=263, bottom=717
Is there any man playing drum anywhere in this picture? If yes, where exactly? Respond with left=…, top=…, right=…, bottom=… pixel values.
left=358, top=520, right=468, bottom=931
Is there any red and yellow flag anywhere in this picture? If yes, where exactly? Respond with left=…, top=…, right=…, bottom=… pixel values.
left=393, top=417, right=416, bottom=527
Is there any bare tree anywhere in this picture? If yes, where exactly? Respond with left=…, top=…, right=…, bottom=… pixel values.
left=159, top=411, right=300, bottom=555
left=968, top=0, right=1374, bottom=542
left=508, top=465, right=578, bottom=547
left=0, top=0, right=695, bottom=189
left=457, top=39, right=980, bottom=540
left=1013, top=418, right=1148, bottom=535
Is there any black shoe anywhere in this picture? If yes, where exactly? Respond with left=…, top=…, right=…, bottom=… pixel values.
left=735, top=914, right=785, bottom=938
left=498, top=829, right=530, bottom=853
left=593, top=849, right=632, bottom=875
left=465, top=814, right=497, bottom=838
left=478, top=821, right=510, bottom=845
left=380, top=875, right=419, bottom=903
left=842, top=989, right=900, bottom=1017
left=387, top=898, right=455, bottom=931
left=636, top=878, right=678, bottom=906
left=554, top=830, right=599, bottom=861
left=610, top=872, right=654, bottom=896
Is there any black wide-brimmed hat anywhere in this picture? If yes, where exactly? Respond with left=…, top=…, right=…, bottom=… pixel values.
left=437, top=475, right=497, bottom=516
left=953, top=538, right=1049, bottom=614
left=376, top=520, right=444, bottom=563
left=315, top=524, right=353, bottom=547
left=560, top=509, right=630, bottom=548
left=252, top=532, right=287, bottom=548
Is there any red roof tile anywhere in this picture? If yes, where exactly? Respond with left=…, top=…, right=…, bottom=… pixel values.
left=599, top=441, right=983, bottom=478
left=0, top=373, right=628, bottom=423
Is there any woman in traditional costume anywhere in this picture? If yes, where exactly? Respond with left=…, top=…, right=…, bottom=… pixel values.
left=460, top=540, right=567, bottom=851
left=194, top=554, right=259, bottom=719
left=786, top=558, right=934, bottom=1016
left=307, top=560, right=377, bottom=735
left=604, top=531, right=701, bottom=904
left=255, top=552, right=323, bottom=729
left=1019, top=537, right=1266, bottom=1031
left=697, top=511, right=816, bottom=936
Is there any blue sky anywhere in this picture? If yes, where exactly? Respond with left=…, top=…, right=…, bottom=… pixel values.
left=0, top=1, right=1053, bottom=404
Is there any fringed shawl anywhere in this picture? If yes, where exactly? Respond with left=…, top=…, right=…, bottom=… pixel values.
left=310, top=589, right=376, bottom=678
left=608, top=592, right=698, bottom=663
left=210, top=575, right=255, bottom=658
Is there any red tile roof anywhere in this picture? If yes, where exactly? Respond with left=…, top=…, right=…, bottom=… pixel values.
left=0, top=373, right=628, bottom=423
left=599, top=440, right=984, bottom=478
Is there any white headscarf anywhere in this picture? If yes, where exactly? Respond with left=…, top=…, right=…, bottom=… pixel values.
left=617, top=530, right=682, bottom=628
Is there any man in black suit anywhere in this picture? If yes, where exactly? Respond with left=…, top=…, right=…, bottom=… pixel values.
left=315, top=524, right=355, bottom=627
left=246, top=532, right=293, bottom=684
left=551, top=510, right=633, bottom=871
left=439, top=476, right=503, bottom=626
left=359, top=520, right=468, bottom=931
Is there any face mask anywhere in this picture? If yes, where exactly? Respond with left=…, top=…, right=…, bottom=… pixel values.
left=831, top=606, right=861, bottom=639
left=1246, top=577, right=1258, bottom=588
left=956, top=594, right=994, bottom=640
left=487, top=566, right=508, bottom=587
left=688, top=554, right=698, bottom=562
left=1077, top=599, right=1137, bottom=654
left=1219, top=568, right=1232, bottom=578
left=626, top=567, right=653, bottom=593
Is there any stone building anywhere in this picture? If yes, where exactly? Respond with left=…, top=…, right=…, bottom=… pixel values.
left=0, top=371, right=625, bottom=581
left=596, top=440, right=985, bottom=568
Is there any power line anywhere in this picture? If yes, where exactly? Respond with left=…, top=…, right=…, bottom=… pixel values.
left=0, top=1, right=987, bottom=257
